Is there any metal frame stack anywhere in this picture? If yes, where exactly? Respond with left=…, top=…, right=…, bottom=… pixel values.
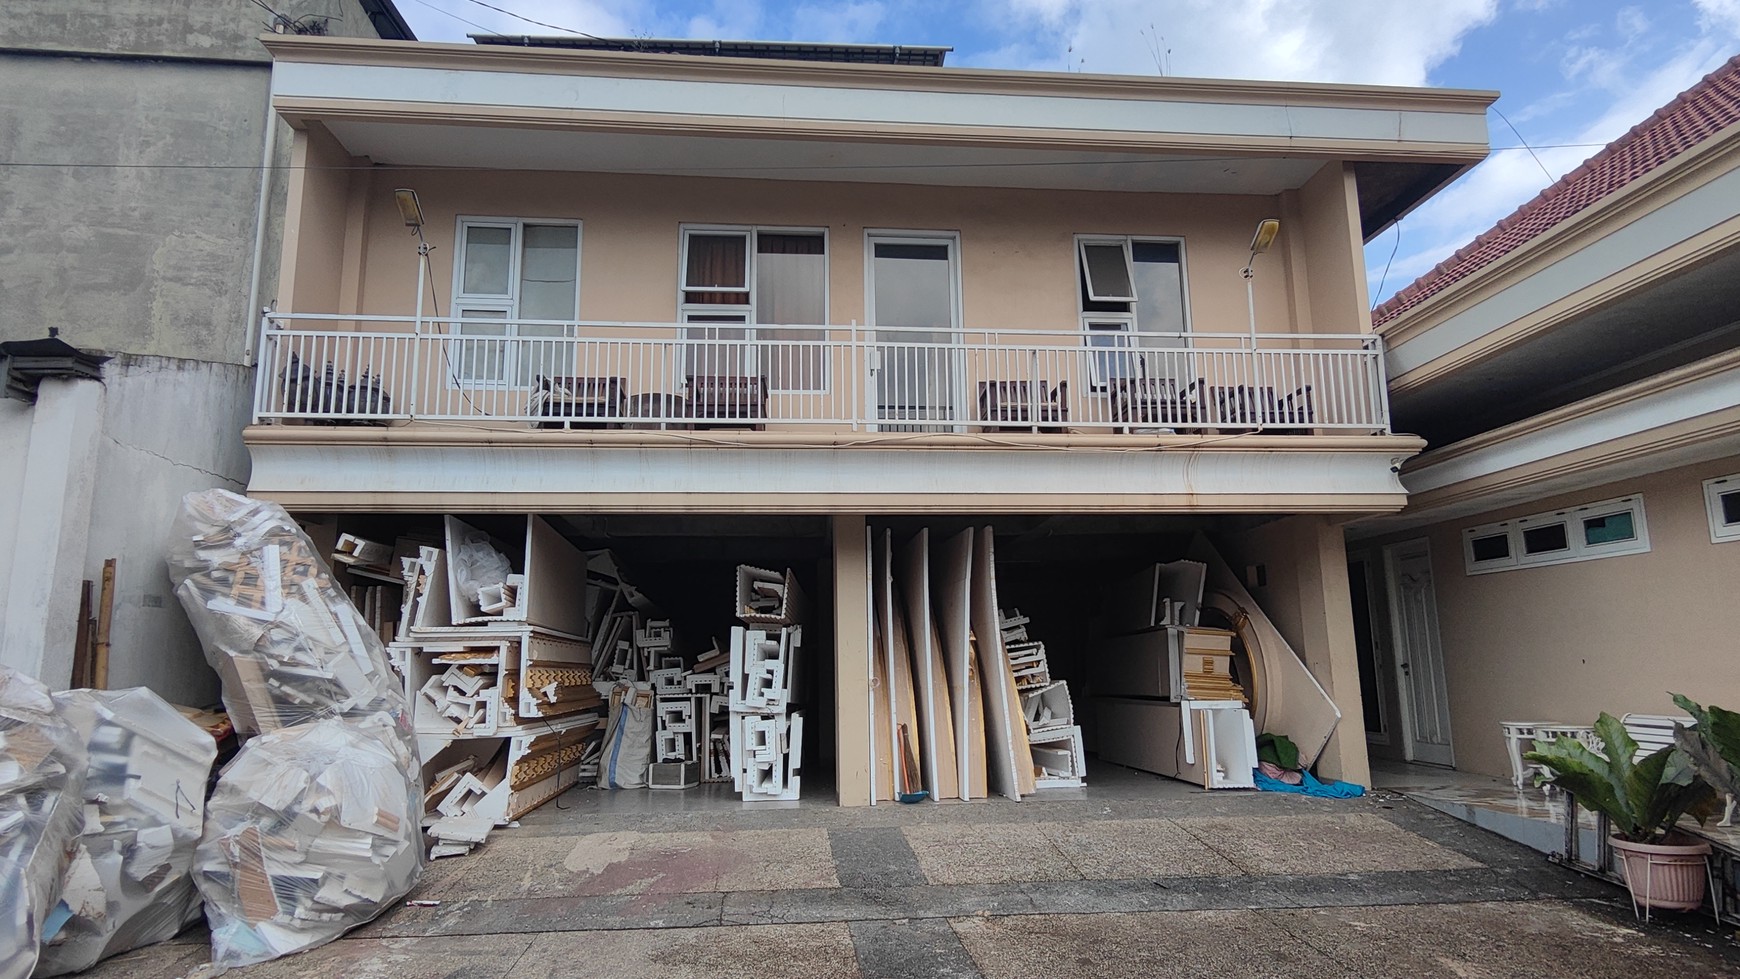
left=999, top=610, right=1086, bottom=788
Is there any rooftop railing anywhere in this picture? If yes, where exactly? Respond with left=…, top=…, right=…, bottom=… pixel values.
left=253, top=314, right=1391, bottom=433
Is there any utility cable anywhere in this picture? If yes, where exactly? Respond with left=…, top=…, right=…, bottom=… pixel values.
left=1371, top=220, right=1403, bottom=310
left=1492, top=106, right=1558, bottom=183
left=457, top=0, right=606, bottom=39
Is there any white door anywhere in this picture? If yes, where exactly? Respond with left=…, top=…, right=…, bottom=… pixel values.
left=1383, top=539, right=1455, bottom=766
left=865, top=234, right=962, bottom=430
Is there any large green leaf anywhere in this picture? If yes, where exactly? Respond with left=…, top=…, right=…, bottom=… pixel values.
left=1525, top=732, right=1632, bottom=834
left=1672, top=693, right=1740, bottom=801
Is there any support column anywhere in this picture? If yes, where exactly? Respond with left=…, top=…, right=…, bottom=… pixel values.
left=1291, top=515, right=1371, bottom=786
left=1226, top=514, right=1371, bottom=786
left=831, top=514, right=872, bottom=806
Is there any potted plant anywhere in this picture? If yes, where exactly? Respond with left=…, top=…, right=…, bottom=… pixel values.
left=1525, top=712, right=1719, bottom=913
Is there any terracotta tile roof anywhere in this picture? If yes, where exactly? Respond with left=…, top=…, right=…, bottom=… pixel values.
left=1373, top=53, right=1740, bottom=329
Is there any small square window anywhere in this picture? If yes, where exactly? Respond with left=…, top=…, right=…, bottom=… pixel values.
left=1522, top=523, right=1569, bottom=555
left=1469, top=534, right=1510, bottom=563
left=1583, top=511, right=1636, bottom=546
left=1705, top=475, right=1740, bottom=543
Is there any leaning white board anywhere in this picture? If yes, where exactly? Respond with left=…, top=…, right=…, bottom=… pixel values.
left=971, top=526, right=1032, bottom=799
left=1186, top=533, right=1341, bottom=770
left=896, top=528, right=959, bottom=801
left=933, top=528, right=983, bottom=800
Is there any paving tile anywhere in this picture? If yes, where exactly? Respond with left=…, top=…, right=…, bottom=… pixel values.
left=218, top=934, right=531, bottom=979
left=1173, top=812, right=1482, bottom=875
left=902, top=822, right=1081, bottom=884
left=504, top=922, right=860, bottom=979
left=1271, top=901, right=1736, bottom=979
left=951, top=910, right=1339, bottom=979
left=851, top=918, right=983, bottom=979
left=830, top=827, right=928, bottom=888
left=68, top=941, right=211, bottom=979
left=1041, top=819, right=1243, bottom=879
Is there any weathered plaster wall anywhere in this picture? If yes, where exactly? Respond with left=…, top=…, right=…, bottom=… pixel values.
left=0, top=55, right=271, bottom=364
left=88, top=355, right=253, bottom=706
left=0, top=0, right=388, bottom=61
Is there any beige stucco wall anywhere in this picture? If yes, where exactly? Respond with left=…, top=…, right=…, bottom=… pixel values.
left=1357, top=454, right=1740, bottom=778
left=279, top=162, right=1355, bottom=337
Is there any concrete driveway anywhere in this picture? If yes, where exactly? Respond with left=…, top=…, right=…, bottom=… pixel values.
left=81, top=766, right=1740, bottom=978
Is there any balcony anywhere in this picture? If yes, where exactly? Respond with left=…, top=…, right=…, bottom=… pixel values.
left=253, top=315, right=1392, bottom=435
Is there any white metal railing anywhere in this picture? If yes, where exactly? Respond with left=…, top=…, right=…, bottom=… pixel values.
left=253, top=313, right=1391, bottom=433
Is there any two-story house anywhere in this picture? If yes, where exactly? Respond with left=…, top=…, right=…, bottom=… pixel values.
left=1349, top=55, right=1740, bottom=781
left=245, top=33, right=1495, bottom=804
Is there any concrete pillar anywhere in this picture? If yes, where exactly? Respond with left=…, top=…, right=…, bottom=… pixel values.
left=831, top=514, right=872, bottom=806
left=1226, top=514, right=1371, bottom=786
left=1290, top=516, right=1371, bottom=786
left=0, top=377, right=106, bottom=687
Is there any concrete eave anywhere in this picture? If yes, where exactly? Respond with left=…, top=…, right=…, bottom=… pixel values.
left=244, top=426, right=1426, bottom=515
left=1349, top=349, right=1740, bottom=538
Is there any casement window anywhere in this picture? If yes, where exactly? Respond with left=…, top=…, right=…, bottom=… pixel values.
left=680, top=227, right=827, bottom=392
left=1462, top=494, right=1650, bottom=574
left=1704, top=473, right=1740, bottom=543
left=450, top=218, right=581, bottom=386
left=1074, top=236, right=1188, bottom=388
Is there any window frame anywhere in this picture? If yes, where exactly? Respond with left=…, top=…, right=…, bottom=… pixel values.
left=1073, top=234, right=1192, bottom=392
left=448, top=216, right=583, bottom=390
left=1703, top=473, right=1740, bottom=543
left=677, top=224, right=831, bottom=394
left=1462, top=494, right=1651, bottom=575
left=1077, top=237, right=1138, bottom=303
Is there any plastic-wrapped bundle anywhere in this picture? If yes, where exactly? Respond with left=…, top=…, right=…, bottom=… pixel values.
left=0, top=668, right=87, bottom=979
left=194, top=716, right=422, bottom=967
left=165, top=489, right=407, bottom=735
left=34, top=689, right=217, bottom=976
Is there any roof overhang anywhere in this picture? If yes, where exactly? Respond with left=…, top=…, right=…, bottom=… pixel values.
left=263, top=35, right=1492, bottom=212
left=1349, top=348, right=1740, bottom=538
left=1380, top=125, right=1740, bottom=444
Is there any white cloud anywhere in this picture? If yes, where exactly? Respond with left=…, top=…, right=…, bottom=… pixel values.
left=1695, top=0, right=1740, bottom=36
left=987, top=0, right=1499, bottom=85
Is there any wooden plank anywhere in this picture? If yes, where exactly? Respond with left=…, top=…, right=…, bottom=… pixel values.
left=93, top=558, right=117, bottom=689
left=932, top=528, right=982, bottom=799
left=971, top=527, right=1032, bottom=799
left=71, top=579, right=95, bottom=689
left=896, top=529, right=958, bottom=801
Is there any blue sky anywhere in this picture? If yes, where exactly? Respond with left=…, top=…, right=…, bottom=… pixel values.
left=394, top=0, right=1740, bottom=304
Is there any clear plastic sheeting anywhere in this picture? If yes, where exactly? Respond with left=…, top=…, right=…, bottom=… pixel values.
left=194, top=717, right=422, bottom=967
left=451, top=532, right=512, bottom=604
left=35, top=688, right=218, bottom=977
left=166, top=489, right=407, bottom=735
left=0, top=668, right=87, bottom=979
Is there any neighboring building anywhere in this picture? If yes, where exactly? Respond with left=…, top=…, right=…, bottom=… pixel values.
left=0, top=1, right=413, bottom=704
left=246, top=33, right=1494, bottom=803
left=1349, top=55, right=1740, bottom=779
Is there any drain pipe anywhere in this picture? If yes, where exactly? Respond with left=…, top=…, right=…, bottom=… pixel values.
left=241, top=93, right=279, bottom=367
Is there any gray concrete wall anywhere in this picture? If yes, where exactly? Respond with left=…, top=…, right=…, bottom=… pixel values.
left=0, top=0, right=391, bottom=61
left=88, top=355, right=254, bottom=706
left=0, top=55, right=274, bottom=363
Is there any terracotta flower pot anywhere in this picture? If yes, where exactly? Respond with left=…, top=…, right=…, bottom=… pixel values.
left=1610, top=834, right=1712, bottom=912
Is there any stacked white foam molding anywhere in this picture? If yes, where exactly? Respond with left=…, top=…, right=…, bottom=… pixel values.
left=999, top=609, right=1086, bottom=788
left=728, top=567, right=807, bottom=801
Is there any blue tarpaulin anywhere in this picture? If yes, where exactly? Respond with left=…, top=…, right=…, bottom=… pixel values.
left=1252, top=769, right=1367, bottom=798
